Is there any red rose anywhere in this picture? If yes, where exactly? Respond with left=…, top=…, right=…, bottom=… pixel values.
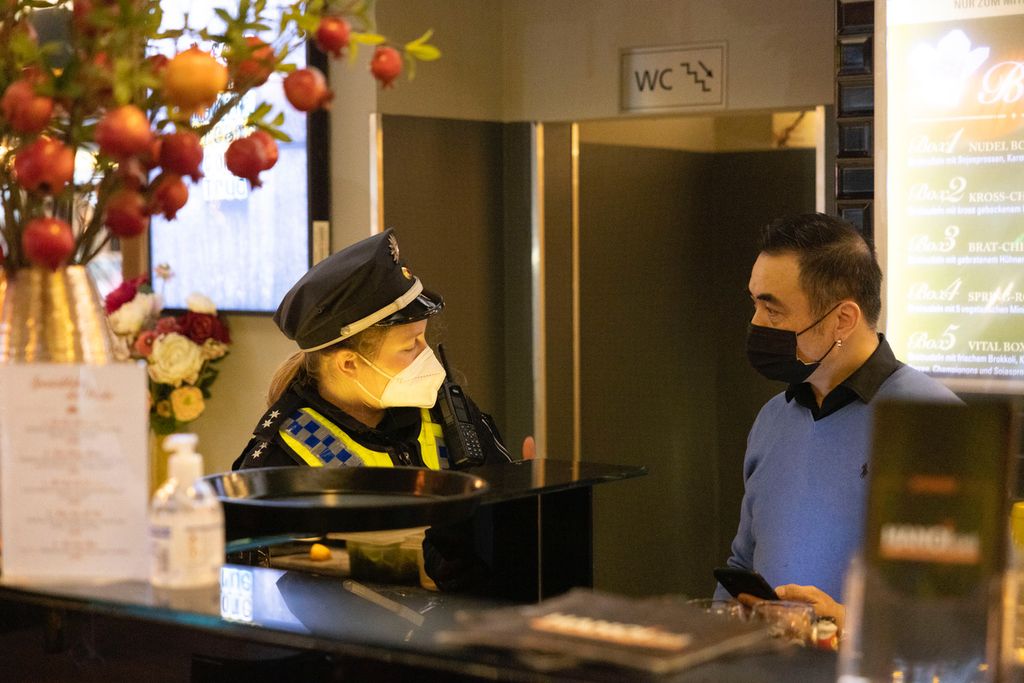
left=154, top=316, right=181, bottom=335
left=178, top=311, right=230, bottom=344
left=104, top=275, right=148, bottom=314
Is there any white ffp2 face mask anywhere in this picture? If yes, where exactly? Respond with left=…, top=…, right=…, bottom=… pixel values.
left=354, top=346, right=446, bottom=409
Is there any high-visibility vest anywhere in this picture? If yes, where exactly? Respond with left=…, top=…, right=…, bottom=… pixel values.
left=279, top=406, right=447, bottom=470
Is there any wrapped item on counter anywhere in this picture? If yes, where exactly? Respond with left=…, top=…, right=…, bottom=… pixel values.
left=436, top=588, right=774, bottom=675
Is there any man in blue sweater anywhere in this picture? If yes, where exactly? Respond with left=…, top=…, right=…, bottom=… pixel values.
left=716, top=213, right=959, bottom=630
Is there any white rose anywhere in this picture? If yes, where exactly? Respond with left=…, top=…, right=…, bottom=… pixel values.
left=186, top=292, right=217, bottom=315
left=109, top=292, right=158, bottom=336
left=148, top=333, right=204, bottom=387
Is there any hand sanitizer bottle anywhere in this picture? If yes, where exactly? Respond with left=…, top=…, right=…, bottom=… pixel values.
left=149, top=433, right=225, bottom=588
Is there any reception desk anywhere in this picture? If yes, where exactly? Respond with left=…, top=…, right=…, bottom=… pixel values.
left=0, top=459, right=833, bottom=680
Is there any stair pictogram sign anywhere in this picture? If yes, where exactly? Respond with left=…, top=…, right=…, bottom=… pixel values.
left=621, top=43, right=726, bottom=112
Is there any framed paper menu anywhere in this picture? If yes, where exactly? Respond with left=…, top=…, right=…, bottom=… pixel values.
left=883, top=1, right=1024, bottom=393
left=0, top=363, right=149, bottom=583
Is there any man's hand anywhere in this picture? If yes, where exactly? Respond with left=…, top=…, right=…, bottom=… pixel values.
left=775, top=584, right=845, bottom=633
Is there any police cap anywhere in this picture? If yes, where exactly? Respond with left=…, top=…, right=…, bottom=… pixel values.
left=274, top=228, right=444, bottom=351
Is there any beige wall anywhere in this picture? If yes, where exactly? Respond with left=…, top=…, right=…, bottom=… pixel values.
left=503, top=0, right=833, bottom=121
left=377, top=0, right=505, bottom=122
left=380, top=0, right=834, bottom=123
left=195, top=0, right=835, bottom=473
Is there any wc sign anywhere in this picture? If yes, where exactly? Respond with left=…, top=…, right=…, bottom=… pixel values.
left=620, top=43, right=726, bottom=112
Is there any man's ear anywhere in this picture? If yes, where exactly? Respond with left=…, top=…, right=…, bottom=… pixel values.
left=834, top=300, right=862, bottom=340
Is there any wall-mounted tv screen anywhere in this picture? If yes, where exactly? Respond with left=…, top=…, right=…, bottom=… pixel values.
left=883, top=0, right=1024, bottom=393
left=149, top=0, right=324, bottom=313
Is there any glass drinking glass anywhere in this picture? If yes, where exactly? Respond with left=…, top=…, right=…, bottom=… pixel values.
left=686, top=598, right=748, bottom=621
left=752, top=600, right=815, bottom=646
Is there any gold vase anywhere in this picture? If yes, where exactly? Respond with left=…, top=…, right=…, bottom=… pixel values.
left=149, top=430, right=171, bottom=495
left=0, top=266, right=115, bottom=364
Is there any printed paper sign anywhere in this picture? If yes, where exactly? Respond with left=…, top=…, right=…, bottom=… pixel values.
left=0, top=363, right=149, bottom=583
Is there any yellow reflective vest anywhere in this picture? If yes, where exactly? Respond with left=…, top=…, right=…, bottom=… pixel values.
left=279, top=406, right=447, bottom=470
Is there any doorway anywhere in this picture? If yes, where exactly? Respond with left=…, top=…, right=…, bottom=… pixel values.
left=571, top=112, right=820, bottom=596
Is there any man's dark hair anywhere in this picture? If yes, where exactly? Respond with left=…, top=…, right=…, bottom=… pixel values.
left=760, top=213, right=882, bottom=327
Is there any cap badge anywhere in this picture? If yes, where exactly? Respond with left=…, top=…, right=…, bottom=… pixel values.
left=401, top=266, right=413, bottom=280
left=388, top=234, right=400, bottom=263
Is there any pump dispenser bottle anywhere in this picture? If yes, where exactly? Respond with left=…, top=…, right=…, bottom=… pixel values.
left=149, top=433, right=225, bottom=588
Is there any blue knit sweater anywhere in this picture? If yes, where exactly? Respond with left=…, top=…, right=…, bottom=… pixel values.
left=715, top=365, right=960, bottom=601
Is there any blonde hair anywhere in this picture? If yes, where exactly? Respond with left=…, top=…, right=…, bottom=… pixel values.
left=266, top=326, right=389, bottom=406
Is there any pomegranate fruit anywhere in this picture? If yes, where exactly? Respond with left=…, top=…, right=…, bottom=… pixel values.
left=159, top=131, right=204, bottom=181
left=140, top=137, right=163, bottom=170
left=370, top=46, right=402, bottom=88
left=147, top=53, right=169, bottom=78
left=249, top=130, right=279, bottom=170
left=95, top=105, right=153, bottom=159
left=283, top=67, right=332, bottom=112
left=103, top=188, right=149, bottom=238
left=13, top=136, right=74, bottom=194
left=162, top=46, right=228, bottom=113
left=21, top=217, right=74, bottom=270
left=117, top=157, right=148, bottom=190
left=229, top=36, right=275, bottom=89
left=150, top=174, right=189, bottom=220
left=315, top=17, right=350, bottom=58
left=0, top=79, right=54, bottom=134
left=225, top=136, right=269, bottom=187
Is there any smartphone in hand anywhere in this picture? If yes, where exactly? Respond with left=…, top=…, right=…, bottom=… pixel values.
left=713, top=567, right=780, bottom=601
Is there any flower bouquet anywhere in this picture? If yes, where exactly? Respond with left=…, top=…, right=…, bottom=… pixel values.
left=105, top=276, right=230, bottom=435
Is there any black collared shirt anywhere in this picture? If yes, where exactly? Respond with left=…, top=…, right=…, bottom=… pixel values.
left=785, top=334, right=903, bottom=421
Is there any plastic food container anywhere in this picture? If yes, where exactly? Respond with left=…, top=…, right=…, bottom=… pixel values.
left=344, top=527, right=426, bottom=585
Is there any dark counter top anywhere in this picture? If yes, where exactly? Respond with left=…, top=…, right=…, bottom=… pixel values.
left=0, top=563, right=837, bottom=682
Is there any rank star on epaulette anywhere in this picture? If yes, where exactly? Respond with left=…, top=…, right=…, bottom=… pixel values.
left=261, top=409, right=282, bottom=429
left=251, top=443, right=266, bottom=460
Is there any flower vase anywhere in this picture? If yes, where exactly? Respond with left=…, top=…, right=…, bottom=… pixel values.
left=0, top=266, right=116, bottom=364
left=149, top=430, right=171, bottom=495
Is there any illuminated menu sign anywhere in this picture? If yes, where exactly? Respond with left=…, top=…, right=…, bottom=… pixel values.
left=886, top=1, right=1024, bottom=392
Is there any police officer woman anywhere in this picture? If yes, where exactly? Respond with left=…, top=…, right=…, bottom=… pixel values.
left=233, top=228, right=520, bottom=471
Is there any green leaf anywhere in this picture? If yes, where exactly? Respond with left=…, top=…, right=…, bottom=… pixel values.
left=214, top=8, right=233, bottom=24
left=113, top=81, right=132, bottom=106
left=347, top=41, right=360, bottom=65
left=267, top=128, right=292, bottom=143
left=406, top=29, right=434, bottom=47
left=271, top=112, right=285, bottom=126
left=406, top=55, right=417, bottom=81
left=405, top=43, right=440, bottom=62
left=352, top=32, right=386, bottom=46
left=294, top=13, right=320, bottom=33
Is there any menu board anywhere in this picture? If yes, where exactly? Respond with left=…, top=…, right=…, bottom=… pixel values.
left=885, top=1, right=1024, bottom=393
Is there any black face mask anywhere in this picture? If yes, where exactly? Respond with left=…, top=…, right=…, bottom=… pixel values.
left=746, top=304, right=841, bottom=384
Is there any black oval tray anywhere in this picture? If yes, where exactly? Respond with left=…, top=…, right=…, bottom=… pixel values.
left=203, top=466, right=489, bottom=542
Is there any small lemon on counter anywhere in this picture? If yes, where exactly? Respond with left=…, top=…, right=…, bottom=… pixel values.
left=309, top=542, right=332, bottom=561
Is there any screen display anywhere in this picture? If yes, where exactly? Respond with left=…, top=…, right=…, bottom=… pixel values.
left=885, top=1, right=1024, bottom=392
left=149, top=1, right=311, bottom=312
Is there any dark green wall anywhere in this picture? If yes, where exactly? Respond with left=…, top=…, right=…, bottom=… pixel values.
left=380, top=115, right=509, bottom=432
left=579, top=145, right=816, bottom=597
